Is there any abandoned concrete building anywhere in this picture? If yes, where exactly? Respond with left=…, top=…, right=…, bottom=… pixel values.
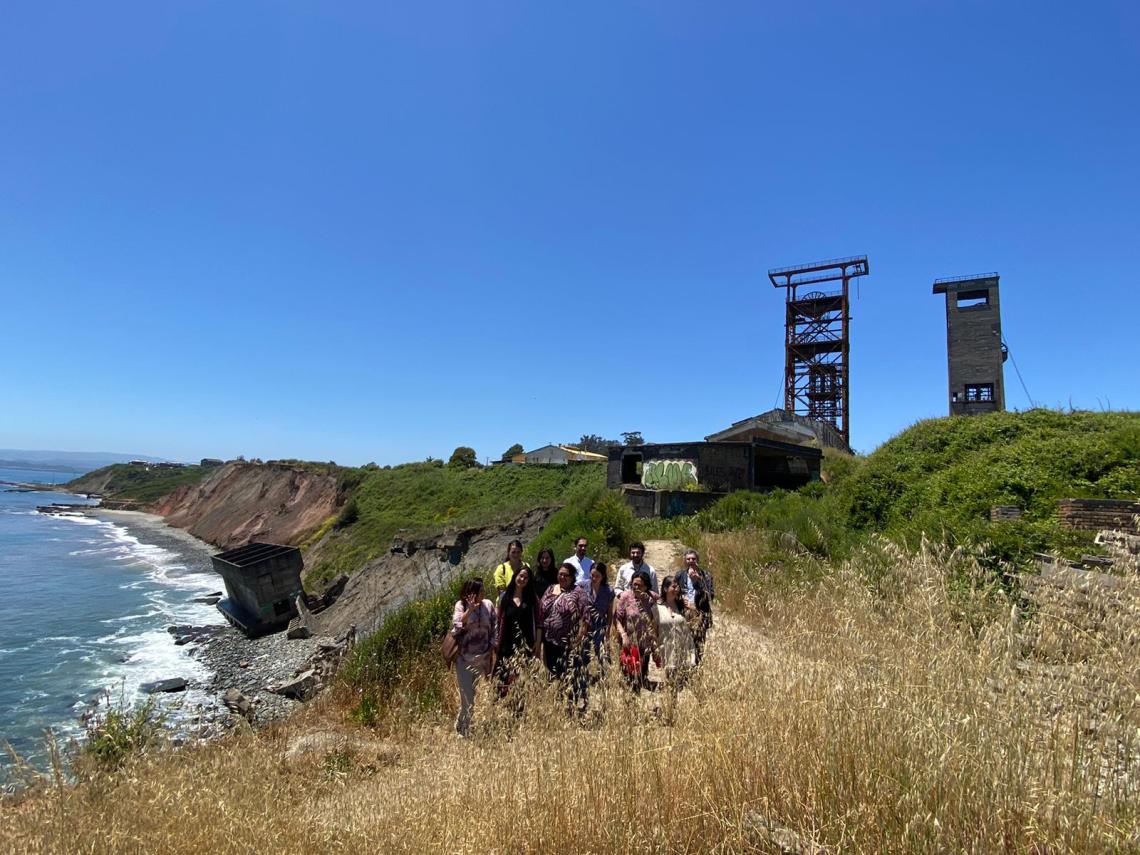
left=705, top=408, right=850, bottom=454
left=212, top=542, right=304, bottom=637
left=933, top=273, right=1007, bottom=415
left=607, top=439, right=822, bottom=518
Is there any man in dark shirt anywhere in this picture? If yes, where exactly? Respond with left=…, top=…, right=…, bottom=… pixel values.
left=679, top=548, right=714, bottom=665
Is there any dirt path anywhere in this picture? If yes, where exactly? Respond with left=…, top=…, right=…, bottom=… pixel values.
left=641, top=538, right=782, bottom=667
left=641, top=538, right=686, bottom=579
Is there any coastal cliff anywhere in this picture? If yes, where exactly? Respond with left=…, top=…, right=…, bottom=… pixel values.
left=148, top=461, right=342, bottom=549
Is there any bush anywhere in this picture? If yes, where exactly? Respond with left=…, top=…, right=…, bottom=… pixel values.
left=836, top=409, right=1140, bottom=563
left=78, top=692, right=164, bottom=771
left=448, top=447, right=478, bottom=469
left=658, top=409, right=1140, bottom=574
left=333, top=497, right=359, bottom=530
left=526, top=487, right=637, bottom=567
left=342, top=577, right=468, bottom=724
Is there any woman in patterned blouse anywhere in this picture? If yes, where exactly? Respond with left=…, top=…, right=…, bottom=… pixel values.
left=614, top=569, right=660, bottom=692
left=655, top=573, right=697, bottom=720
left=539, top=563, right=590, bottom=711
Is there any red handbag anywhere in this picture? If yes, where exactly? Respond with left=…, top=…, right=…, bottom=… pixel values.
left=619, top=644, right=641, bottom=677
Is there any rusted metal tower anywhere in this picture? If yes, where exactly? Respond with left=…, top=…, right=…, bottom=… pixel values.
left=768, top=255, right=870, bottom=446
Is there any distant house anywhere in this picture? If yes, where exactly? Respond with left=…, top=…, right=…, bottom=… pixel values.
left=514, top=445, right=608, bottom=465
left=200, top=458, right=224, bottom=467
left=705, top=408, right=851, bottom=454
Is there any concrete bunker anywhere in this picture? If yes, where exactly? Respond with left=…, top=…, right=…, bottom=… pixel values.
left=212, top=542, right=304, bottom=637
left=607, top=439, right=822, bottom=518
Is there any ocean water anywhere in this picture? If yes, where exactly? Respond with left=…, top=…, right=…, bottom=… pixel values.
left=0, top=468, right=226, bottom=772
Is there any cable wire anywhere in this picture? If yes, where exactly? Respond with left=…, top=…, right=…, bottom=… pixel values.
left=1002, top=338, right=1035, bottom=408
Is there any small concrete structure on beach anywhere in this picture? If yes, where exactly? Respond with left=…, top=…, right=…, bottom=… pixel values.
left=212, top=542, right=304, bottom=637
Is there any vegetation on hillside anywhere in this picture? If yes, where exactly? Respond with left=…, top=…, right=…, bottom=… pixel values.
left=65, top=463, right=216, bottom=504
left=8, top=410, right=1140, bottom=851
left=650, top=409, right=1140, bottom=569
left=305, top=462, right=605, bottom=584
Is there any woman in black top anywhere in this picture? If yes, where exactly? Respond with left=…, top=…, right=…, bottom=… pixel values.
left=532, top=547, right=559, bottom=596
left=494, top=566, right=542, bottom=701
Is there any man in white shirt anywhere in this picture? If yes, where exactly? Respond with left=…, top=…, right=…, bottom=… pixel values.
left=613, top=541, right=659, bottom=595
left=563, top=536, right=594, bottom=589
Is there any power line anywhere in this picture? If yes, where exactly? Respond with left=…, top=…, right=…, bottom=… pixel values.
left=1003, top=337, right=1035, bottom=408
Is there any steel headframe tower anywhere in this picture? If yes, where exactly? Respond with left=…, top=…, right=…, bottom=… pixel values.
left=768, top=255, right=870, bottom=447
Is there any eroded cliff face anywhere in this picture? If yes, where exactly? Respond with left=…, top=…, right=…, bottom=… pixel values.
left=308, top=506, right=556, bottom=638
left=150, top=462, right=340, bottom=549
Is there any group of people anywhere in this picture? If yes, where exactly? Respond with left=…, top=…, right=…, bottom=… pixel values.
left=447, top=537, right=715, bottom=737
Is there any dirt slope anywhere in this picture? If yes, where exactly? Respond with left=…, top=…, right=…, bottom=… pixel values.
left=150, top=462, right=341, bottom=549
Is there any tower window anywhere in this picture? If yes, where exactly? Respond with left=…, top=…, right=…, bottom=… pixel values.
left=965, top=383, right=994, bottom=402
left=956, top=289, right=990, bottom=309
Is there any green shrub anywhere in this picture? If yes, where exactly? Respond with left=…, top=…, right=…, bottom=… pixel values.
left=526, top=487, right=637, bottom=567
left=333, top=497, right=359, bottom=530
left=78, top=693, right=164, bottom=770
left=342, top=577, right=468, bottom=723
left=307, top=462, right=605, bottom=585
left=447, top=447, right=478, bottom=469
left=658, top=410, right=1138, bottom=572
left=836, top=409, right=1140, bottom=564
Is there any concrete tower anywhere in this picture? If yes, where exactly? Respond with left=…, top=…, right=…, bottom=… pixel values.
left=932, top=273, right=1007, bottom=415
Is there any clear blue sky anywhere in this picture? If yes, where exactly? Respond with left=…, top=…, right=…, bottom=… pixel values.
left=3, top=2, right=1137, bottom=464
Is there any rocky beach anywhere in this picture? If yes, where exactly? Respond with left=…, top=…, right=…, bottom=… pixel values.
left=80, top=510, right=352, bottom=736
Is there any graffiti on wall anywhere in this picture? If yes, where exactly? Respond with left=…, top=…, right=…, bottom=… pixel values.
left=641, top=459, right=698, bottom=490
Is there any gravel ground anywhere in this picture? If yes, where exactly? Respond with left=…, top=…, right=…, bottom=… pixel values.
left=186, top=624, right=337, bottom=730
left=87, top=510, right=336, bottom=732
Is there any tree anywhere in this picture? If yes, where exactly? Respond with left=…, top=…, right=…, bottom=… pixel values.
left=620, top=431, right=645, bottom=446
left=501, top=443, right=524, bottom=461
left=577, top=434, right=618, bottom=454
left=448, top=446, right=478, bottom=469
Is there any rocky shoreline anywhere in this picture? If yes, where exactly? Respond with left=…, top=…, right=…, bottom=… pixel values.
left=59, top=508, right=349, bottom=739
left=180, top=621, right=349, bottom=734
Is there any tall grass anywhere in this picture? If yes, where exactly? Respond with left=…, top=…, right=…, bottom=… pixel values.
left=340, top=576, right=466, bottom=726
left=5, top=534, right=1137, bottom=853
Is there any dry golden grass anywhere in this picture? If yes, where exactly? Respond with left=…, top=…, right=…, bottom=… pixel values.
left=3, top=535, right=1138, bottom=853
